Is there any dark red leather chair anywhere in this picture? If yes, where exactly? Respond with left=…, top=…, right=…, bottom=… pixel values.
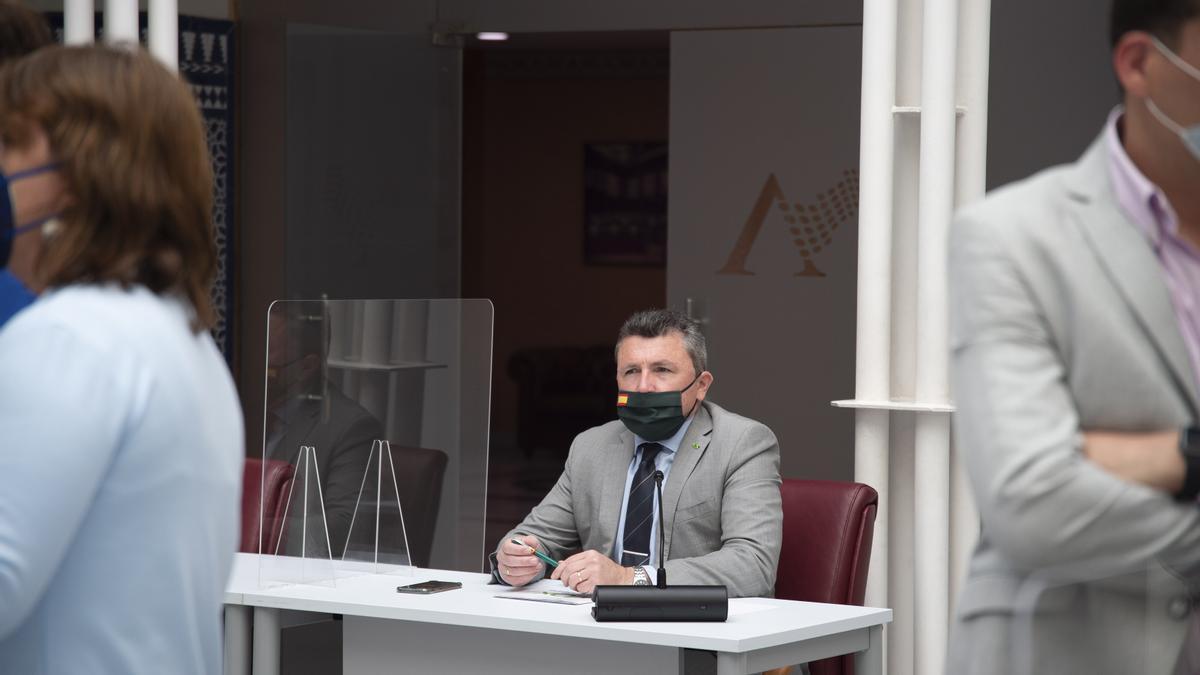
left=338, top=444, right=449, bottom=567
left=773, top=479, right=879, bottom=675
left=240, top=458, right=296, bottom=554
left=387, top=444, right=448, bottom=568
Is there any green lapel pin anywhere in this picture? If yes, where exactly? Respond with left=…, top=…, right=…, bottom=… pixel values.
left=691, top=442, right=701, bottom=449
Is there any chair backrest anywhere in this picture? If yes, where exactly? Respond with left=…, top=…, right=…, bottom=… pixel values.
left=240, top=458, right=296, bottom=554
left=775, top=479, right=878, bottom=675
left=386, top=444, right=449, bottom=568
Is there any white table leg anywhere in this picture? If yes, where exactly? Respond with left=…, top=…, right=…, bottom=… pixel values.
left=253, top=607, right=281, bottom=675
left=855, top=624, right=884, bottom=675
left=716, top=651, right=749, bottom=674
left=223, top=605, right=250, bottom=675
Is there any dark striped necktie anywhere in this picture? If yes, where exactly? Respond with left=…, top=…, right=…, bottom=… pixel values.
left=620, top=442, right=664, bottom=567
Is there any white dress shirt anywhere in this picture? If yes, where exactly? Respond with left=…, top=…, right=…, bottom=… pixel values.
left=613, top=414, right=695, bottom=581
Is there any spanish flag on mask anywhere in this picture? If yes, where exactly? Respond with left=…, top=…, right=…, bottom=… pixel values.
left=616, top=394, right=629, bottom=407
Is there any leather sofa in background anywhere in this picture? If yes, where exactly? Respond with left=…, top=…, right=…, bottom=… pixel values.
left=508, top=345, right=616, bottom=457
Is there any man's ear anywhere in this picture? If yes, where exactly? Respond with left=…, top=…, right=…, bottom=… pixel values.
left=1114, top=31, right=1155, bottom=98
left=695, top=371, right=714, bottom=401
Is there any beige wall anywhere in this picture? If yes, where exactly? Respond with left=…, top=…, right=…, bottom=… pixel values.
left=462, top=50, right=668, bottom=436
left=666, top=28, right=861, bottom=482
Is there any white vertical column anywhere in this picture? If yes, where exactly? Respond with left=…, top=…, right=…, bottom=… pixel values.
left=950, top=0, right=992, bottom=607
left=64, top=0, right=95, bottom=45
left=914, top=0, right=959, bottom=672
left=148, top=0, right=178, bottom=70
left=888, top=3, right=923, bottom=671
left=853, top=0, right=899, bottom=615
left=103, top=0, right=138, bottom=45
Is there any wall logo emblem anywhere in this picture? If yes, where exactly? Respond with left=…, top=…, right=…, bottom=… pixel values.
left=717, top=170, right=859, bottom=277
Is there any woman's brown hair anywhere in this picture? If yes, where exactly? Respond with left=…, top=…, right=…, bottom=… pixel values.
left=0, top=44, right=216, bottom=330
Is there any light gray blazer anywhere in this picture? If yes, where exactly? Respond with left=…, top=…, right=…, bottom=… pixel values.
left=497, top=400, right=782, bottom=598
left=947, top=134, right=1200, bottom=675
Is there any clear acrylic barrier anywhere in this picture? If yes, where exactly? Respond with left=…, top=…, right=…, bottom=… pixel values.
left=257, top=299, right=493, bottom=589
left=1009, top=560, right=1198, bottom=675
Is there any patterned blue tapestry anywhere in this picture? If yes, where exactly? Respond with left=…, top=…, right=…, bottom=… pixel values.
left=46, top=13, right=236, bottom=363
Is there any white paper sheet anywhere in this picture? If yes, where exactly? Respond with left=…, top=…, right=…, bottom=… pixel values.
left=494, top=579, right=592, bottom=605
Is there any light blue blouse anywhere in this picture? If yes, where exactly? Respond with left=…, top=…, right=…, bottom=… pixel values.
left=0, top=284, right=243, bottom=674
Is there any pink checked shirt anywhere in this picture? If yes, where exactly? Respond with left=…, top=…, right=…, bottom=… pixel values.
left=1105, top=107, right=1200, bottom=394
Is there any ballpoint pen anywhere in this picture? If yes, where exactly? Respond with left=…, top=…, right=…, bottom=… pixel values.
left=509, top=537, right=559, bottom=568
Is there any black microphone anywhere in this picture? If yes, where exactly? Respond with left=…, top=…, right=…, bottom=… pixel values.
left=591, top=469, right=728, bottom=622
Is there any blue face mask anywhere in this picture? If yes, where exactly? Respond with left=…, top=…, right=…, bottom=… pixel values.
left=1148, top=38, right=1200, bottom=163
left=0, top=162, right=61, bottom=269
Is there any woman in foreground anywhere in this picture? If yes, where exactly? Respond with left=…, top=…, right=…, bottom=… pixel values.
left=0, top=45, right=243, bottom=673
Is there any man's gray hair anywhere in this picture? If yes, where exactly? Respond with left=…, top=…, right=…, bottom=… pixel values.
left=615, top=309, right=708, bottom=375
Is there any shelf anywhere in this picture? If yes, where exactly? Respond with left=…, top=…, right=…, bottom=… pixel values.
left=326, top=359, right=447, bottom=372
left=892, top=105, right=967, bottom=116
left=830, top=399, right=955, bottom=413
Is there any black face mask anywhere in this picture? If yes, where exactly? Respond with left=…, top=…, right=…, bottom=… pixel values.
left=615, top=374, right=701, bottom=441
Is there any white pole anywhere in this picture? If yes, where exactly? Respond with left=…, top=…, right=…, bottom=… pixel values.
left=856, top=411, right=890, bottom=598
left=853, top=0, right=898, bottom=615
left=103, top=0, right=139, bottom=46
left=913, top=414, right=951, bottom=673
left=916, top=0, right=956, bottom=408
left=915, top=0, right=958, bottom=671
left=148, top=0, right=178, bottom=71
left=64, top=0, right=94, bottom=45
left=890, top=2, right=923, bottom=671
left=950, top=0, right=992, bottom=608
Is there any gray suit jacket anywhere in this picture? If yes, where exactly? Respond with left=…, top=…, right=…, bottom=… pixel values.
left=497, top=400, right=782, bottom=598
left=947, top=133, right=1200, bottom=675
left=268, top=386, right=382, bottom=557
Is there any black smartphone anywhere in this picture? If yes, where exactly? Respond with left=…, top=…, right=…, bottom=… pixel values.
left=396, top=580, right=462, bottom=594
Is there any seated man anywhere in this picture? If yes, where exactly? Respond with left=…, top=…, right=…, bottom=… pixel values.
left=264, top=304, right=382, bottom=559
left=493, top=309, right=782, bottom=598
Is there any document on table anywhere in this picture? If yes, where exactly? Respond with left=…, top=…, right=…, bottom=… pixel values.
left=494, top=579, right=592, bottom=606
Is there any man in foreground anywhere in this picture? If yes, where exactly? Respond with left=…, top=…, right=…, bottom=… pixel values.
left=948, top=2, right=1200, bottom=672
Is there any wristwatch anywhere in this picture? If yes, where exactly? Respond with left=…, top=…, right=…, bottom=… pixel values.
left=1176, top=426, right=1200, bottom=502
left=632, top=566, right=651, bottom=586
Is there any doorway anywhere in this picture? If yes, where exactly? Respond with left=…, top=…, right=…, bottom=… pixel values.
left=459, top=32, right=671, bottom=553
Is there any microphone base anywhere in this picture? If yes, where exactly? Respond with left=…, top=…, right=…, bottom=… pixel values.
left=591, top=585, right=728, bottom=622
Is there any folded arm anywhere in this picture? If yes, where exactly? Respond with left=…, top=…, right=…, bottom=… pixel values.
left=951, top=212, right=1200, bottom=578
left=1083, top=430, right=1184, bottom=494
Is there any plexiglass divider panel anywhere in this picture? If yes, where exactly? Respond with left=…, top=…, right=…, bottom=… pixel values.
left=258, top=299, right=492, bottom=588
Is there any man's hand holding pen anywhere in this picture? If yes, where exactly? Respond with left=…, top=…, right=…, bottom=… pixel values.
left=497, top=535, right=552, bottom=587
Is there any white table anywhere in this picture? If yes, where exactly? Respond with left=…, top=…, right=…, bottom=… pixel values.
left=223, top=554, right=891, bottom=675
